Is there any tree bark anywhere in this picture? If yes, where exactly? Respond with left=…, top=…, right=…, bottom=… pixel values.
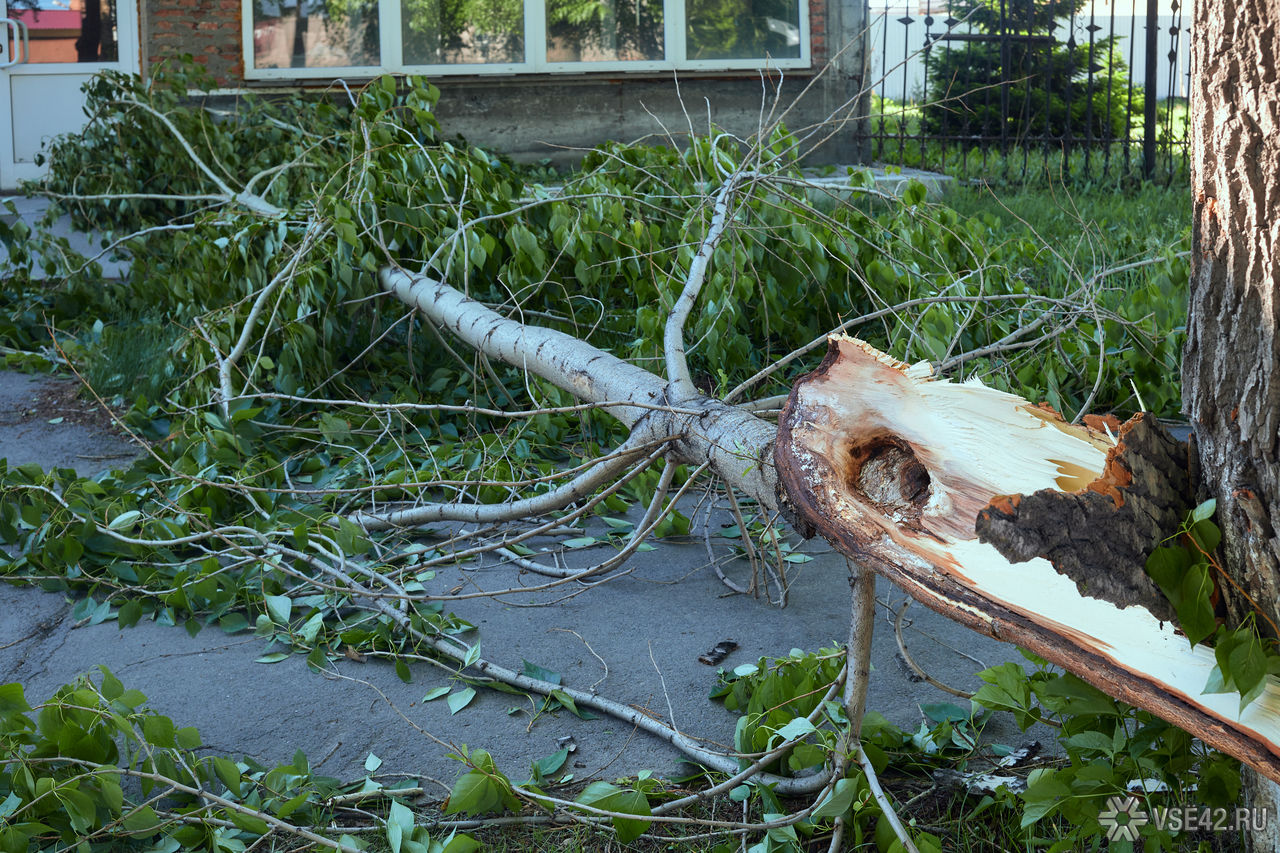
left=1185, top=0, right=1280, bottom=843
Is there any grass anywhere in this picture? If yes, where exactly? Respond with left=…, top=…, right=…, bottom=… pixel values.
left=78, top=311, right=182, bottom=405
left=866, top=94, right=1190, bottom=187
left=941, top=179, right=1190, bottom=257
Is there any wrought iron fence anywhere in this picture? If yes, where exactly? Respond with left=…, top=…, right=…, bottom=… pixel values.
left=860, top=0, right=1190, bottom=183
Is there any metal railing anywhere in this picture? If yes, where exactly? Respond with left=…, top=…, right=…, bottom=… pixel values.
left=860, top=0, right=1189, bottom=183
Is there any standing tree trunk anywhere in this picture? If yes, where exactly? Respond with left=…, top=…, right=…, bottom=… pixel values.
left=1184, top=0, right=1280, bottom=845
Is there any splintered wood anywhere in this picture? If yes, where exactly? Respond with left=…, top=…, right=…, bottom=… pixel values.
left=775, top=335, right=1280, bottom=783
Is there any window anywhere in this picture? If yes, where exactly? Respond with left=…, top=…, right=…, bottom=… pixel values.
left=244, top=0, right=809, bottom=77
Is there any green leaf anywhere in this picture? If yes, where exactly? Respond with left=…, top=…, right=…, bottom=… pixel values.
left=142, top=715, right=176, bottom=748
left=386, top=799, right=414, bottom=853
left=275, top=791, right=310, bottom=819
left=920, top=702, right=968, bottom=723
left=229, top=810, right=271, bottom=836
left=1202, top=663, right=1233, bottom=695
left=57, top=787, right=97, bottom=832
left=812, top=777, right=858, bottom=818
left=122, top=804, right=161, bottom=832
left=445, top=772, right=503, bottom=817
left=1228, top=628, right=1268, bottom=709
left=306, top=645, right=329, bottom=672
left=606, top=789, right=652, bottom=843
left=576, top=782, right=652, bottom=843
left=447, top=688, right=477, bottom=715
left=1063, top=730, right=1115, bottom=756
left=463, top=643, right=482, bottom=668
left=771, top=716, right=817, bottom=745
left=265, top=594, right=292, bottom=625
left=213, top=757, right=242, bottom=796
left=421, top=686, right=450, bottom=702
left=549, top=689, right=596, bottom=720
left=532, top=747, right=569, bottom=780
left=117, top=599, right=143, bottom=629
left=107, top=510, right=141, bottom=531
left=365, top=752, right=383, bottom=773
left=1190, top=518, right=1222, bottom=555
left=0, top=792, right=21, bottom=820
left=1176, top=563, right=1217, bottom=646
left=1145, top=545, right=1189, bottom=597
left=395, top=658, right=413, bottom=683
left=255, top=652, right=289, bottom=664
left=0, top=683, right=30, bottom=714
left=440, top=832, right=481, bottom=853
left=1192, top=498, right=1217, bottom=523
left=522, top=660, right=561, bottom=685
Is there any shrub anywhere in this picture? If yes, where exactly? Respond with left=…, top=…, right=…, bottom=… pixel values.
left=924, top=0, right=1141, bottom=144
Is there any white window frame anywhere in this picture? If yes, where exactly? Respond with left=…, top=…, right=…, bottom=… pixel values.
left=243, top=0, right=811, bottom=79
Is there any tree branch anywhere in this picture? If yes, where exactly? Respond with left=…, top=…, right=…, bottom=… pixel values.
left=663, top=169, right=754, bottom=399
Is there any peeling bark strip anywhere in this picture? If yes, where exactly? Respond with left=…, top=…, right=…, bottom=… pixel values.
left=776, top=335, right=1280, bottom=783
left=975, top=414, right=1193, bottom=623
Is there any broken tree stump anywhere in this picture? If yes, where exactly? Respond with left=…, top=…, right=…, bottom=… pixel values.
left=775, top=335, right=1280, bottom=783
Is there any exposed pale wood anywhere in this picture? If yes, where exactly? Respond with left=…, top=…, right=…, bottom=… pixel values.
left=775, top=335, right=1280, bottom=783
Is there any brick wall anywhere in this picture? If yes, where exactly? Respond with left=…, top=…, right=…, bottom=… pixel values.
left=810, top=0, right=827, bottom=66
left=145, top=0, right=242, bottom=84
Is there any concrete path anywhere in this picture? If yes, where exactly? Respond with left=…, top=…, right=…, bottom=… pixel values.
left=0, top=369, right=1034, bottom=789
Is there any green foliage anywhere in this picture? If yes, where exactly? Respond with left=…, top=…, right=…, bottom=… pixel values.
left=711, top=648, right=844, bottom=776
left=0, top=668, right=475, bottom=852
left=1145, top=500, right=1280, bottom=713
left=39, top=59, right=354, bottom=233
left=924, top=0, right=1141, bottom=143
left=0, top=67, right=1188, bottom=692
left=869, top=94, right=1187, bottom=187
left=4, top=63, right=1186, bottom=423
left=970, top=650, right=1242, bottom=851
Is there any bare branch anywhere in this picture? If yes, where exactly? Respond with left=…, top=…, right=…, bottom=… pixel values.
left=664, top=166, right=757, bottom=399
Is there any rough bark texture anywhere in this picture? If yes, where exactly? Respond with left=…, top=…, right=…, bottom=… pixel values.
left=975, top=414, right=1191, bottom=623
left=1185, top=0, right=1280, bottom=843
left=776, top=335, right=1280, bottom=783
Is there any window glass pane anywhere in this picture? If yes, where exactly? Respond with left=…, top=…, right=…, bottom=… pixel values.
left=10, top=0, right=118, bottom=63
left=686, top=0, right=800, bottom=61
left=401, top=0, right=524, bottom=65
left=545, top=0, right=663, bottom=63
left=252, top=0, right=379, bottom=69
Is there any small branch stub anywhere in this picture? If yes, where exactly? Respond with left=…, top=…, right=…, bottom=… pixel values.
left=775, top=335, right=1280, bottom=783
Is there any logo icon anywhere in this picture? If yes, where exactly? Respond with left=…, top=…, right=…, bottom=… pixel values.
left=1098, top=795, right=1149, bottom=841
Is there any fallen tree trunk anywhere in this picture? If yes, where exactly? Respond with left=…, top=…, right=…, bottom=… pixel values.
left=383, top=266, right=1280, bottom=784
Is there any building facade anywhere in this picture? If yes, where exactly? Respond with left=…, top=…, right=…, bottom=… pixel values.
left=141, top=0, right=870, bottom=162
